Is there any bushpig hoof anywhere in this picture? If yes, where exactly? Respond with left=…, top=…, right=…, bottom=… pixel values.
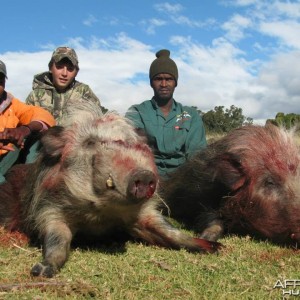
left=193, top=238, right=223, bottom=253
left=198, top=220, right=224, bottom=242
left=31, top=262, right=56, bottom=278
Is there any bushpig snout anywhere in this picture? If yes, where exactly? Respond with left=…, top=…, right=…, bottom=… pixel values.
left=127, top=169, right=157, bottom=201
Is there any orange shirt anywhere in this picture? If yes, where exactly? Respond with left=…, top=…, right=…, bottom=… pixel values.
left=0, top=93, right=56, bottom=156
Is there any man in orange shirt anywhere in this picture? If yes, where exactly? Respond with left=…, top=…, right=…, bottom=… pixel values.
left=0, top=60, right=55, bottom=183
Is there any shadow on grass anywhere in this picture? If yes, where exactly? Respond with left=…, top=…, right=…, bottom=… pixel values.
left=70, top=230, right=134, bottom=255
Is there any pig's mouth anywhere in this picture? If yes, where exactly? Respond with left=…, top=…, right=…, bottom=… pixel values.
left=127, top=170, right=157, bottom=202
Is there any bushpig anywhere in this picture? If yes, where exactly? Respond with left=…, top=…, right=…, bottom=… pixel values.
left=161, top=124, right=300, bottom=246
left=0, top=102, right=220, bottom=277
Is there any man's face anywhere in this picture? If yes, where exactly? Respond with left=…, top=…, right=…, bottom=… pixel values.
left=50, top=58, right=78, bottom=92
left=151, top=73, right=176, bottom=104
left=0, top=74, right=5, bottom=98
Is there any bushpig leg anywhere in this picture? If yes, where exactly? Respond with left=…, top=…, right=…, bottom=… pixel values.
left=30, top=219, right=72, bottom=278
left=130, top=199, right=221, bottom=253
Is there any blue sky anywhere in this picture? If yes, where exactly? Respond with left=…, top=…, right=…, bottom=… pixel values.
left=1, top=0, right=300, bottom=123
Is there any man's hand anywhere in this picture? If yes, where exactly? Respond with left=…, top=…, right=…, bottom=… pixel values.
left=0, top=141, right=15, bottom=151
left=0, top=126, right=31, bottom=150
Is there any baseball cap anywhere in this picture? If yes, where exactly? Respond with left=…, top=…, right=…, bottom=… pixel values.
left=50, top=46, right=79, bottom=68
left=0, top=60, right=7, bottom=78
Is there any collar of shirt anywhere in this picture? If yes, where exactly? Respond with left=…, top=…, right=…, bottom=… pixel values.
left=0, top=91, right=12, bottom=114
left=150, top=97, right=178, bottom=120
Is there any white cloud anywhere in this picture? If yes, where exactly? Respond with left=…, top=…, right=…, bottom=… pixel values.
left=153, top=2, right=217, bottom=29
left=154, top=2, right=183, bottom=14
left=259, top=21, right=300, bottom=49
left=83, top=14, right=98, bottom=27
left=228, top=0, right=259, bottom=5
left=142, top=18, right=167, bottom=35
left=4, top=51, right=51, bottom=100
left=170, top=15, right=217, bottom=28
left=3, top=32, right=299, bottom=123
left=222, top=14, right=252, bottom=42
left=254, top=51, right=300, bottom=116
left=273, top=1, right=300, bottom=18
left=223, top=0, right=300, bottom=50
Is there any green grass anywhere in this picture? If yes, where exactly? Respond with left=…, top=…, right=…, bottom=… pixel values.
left=0, top=229, right=298, bottom=299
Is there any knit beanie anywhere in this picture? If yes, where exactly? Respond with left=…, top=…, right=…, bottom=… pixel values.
left=149, top=49, right=178, bottom=85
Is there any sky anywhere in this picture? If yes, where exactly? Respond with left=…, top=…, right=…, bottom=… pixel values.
left=1, top=0, right=300, bottom=124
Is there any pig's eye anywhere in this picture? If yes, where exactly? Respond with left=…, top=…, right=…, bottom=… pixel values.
left=264, top=177, right=276, bottom=187
left=83, top=138, right=96, bottom=148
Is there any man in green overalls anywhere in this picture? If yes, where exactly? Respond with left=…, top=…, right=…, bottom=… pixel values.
left=126, top=49, right=207, bottom=178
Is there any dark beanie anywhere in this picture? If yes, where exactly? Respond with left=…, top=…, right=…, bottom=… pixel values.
left=149, top=49, right=178, bottom=84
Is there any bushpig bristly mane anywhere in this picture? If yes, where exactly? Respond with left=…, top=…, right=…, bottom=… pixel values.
left=161, top=124, right=300, bottom=245
left=58, top=101, right=146, bottom=145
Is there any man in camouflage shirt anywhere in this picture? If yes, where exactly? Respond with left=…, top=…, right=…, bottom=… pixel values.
left=26, top=46, right=101, bottom=125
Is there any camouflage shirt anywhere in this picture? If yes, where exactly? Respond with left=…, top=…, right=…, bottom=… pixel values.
left=25, top=72, right=101, bottom=125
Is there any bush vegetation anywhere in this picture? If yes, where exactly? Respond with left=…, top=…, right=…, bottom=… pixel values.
left=198, top=105, right=253, bottom=134
left=199, top=105, right=300, bottom=134
left=267, top=112, right=300, bottom=129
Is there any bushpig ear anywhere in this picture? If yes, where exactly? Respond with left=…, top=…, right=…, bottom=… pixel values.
left=40, top=126, right=66, bottom=159
left=215, top=152, right=247, bottom=191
